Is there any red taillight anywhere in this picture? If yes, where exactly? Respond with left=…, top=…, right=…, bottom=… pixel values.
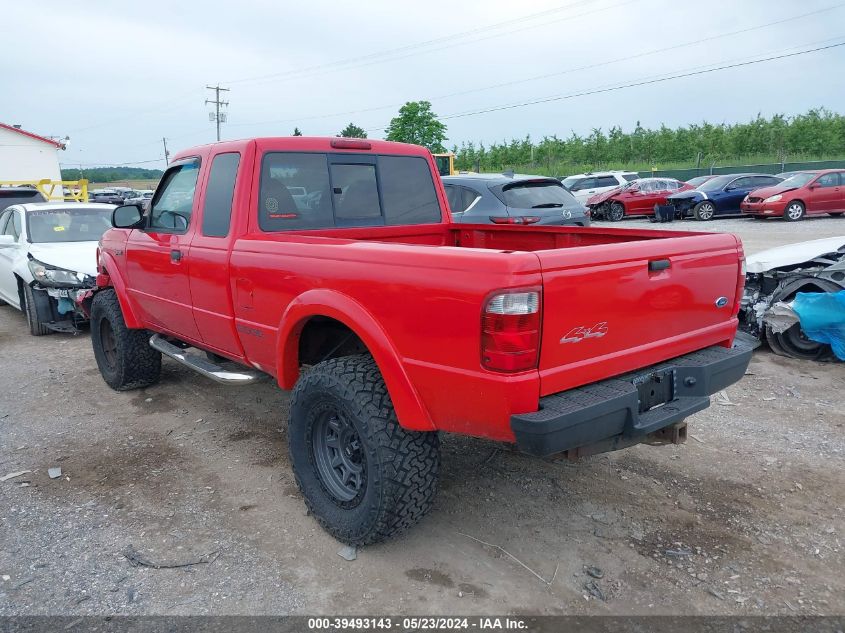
left=481, top=289, right=542, bottom=372
left=489, top=216, right=541, bottom=225
left=330, top=138, right=372, bottom=150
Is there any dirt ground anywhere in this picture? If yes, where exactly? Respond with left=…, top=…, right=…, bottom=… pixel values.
left=0, top=217, right=843, bottom=616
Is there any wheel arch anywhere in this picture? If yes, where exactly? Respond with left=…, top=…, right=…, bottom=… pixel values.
left=97, top=252, right=143, bottom=329
left=277, top=289, right=435, bottom=432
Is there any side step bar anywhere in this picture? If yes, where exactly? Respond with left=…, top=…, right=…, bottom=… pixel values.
left=149, top=334, right=263, bottom=385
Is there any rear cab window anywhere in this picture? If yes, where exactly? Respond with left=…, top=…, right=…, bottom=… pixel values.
left=258, top=152, right=441, bottom=231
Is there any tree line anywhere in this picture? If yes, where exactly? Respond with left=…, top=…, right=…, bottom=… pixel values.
left=61, top=166, right=164, bottom=183
left=325, top=104, right=845, bottom=173
left=450, top=108, right=845, bottom=172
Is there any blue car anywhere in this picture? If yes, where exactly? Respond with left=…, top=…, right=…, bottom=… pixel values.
left=667, top=173, right=783, bottom=220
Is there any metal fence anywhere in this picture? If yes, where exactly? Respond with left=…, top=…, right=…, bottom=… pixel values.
left=643, top=159, right=845, bottom=181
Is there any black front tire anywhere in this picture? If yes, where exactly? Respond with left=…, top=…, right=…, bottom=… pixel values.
left=608, top=202, right=625, bottom=222
left=289, top=354, right=440, bottom=545
left=23, top=284, right=51, bottom=336
left=693, top=201, right=716, bottom=221
left=90, top=289, right=161, bottom=390
left=784, top=201, right=805, bottom=222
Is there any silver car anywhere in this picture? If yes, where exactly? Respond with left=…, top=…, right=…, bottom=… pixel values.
left=442, top=174, right=590, bottom=226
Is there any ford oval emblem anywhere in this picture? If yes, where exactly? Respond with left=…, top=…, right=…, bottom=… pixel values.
left=715, top=296, right=729, bottom=308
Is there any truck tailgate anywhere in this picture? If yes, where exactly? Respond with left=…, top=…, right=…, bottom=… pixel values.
left=537, top=232, right=742, bottom=396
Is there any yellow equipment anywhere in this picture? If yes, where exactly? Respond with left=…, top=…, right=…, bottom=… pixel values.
left=0, top=179, right=89, bottom=203
left=433, top=153, right=455, bottom=177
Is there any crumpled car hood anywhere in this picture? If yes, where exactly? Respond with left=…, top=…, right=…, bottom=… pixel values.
left=746, top=236, right=845, bottom=273
left=586, top=186, right=623, bottom=205
left=28, top=241, right=100, bottom=277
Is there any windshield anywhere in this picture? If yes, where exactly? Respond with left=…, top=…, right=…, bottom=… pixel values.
left=499, top=181, right=576, bottom=208
left=698, top=175, right=735, bottom=192
left=560, top=176, right=579, bottom=190
left=27, top=208, right=113, bottom=243
left=779, top=172, right=818, bottom=188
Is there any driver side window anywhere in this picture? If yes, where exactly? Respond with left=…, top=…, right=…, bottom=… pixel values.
left=149, top=160, right=200, bottom=231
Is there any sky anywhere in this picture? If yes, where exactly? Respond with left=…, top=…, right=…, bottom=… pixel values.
left=2, top=0, right=844, bottom=170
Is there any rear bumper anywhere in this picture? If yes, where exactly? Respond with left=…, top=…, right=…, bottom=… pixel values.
left=511, top=342, right=752, bottom=457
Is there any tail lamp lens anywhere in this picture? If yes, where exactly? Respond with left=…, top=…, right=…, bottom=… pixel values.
left=481, top=290, right=541, bottom=372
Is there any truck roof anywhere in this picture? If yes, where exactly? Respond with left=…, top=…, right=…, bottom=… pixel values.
left=172, top=137, right=432, bottom=163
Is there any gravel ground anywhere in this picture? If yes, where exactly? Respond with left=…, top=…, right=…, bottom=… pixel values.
left=0, top=217, right=843, bottom=616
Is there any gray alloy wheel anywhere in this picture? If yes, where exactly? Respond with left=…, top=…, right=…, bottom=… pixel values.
left=784, top=201, right=805, bottom=222
left=693, top=201, right=716, bottom=221
left=608, top=202, right=625, bottom=222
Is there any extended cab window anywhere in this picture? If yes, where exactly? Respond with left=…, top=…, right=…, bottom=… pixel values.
left=149, top=160, right=200, bottom=231
left=378, top=156, right=440, bottom=225
left=259, top=153, right=334, bottom=231
left=202, top=152, right=240, bottom=237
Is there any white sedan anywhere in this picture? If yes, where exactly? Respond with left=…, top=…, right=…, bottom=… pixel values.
left=0, top=202, right=114, bottom=335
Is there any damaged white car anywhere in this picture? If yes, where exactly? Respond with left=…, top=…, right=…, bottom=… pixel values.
left=740, top=236, right=845, bottom=360
left=0, top=203, right=114, bottom=335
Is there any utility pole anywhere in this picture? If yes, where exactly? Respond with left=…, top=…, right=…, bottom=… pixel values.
left=162, top=137, right=170, bottom=165
left=205, top=84, right=230, bottom=142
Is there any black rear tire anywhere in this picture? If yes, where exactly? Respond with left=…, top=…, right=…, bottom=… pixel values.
left=766, top=323, right=831, bottom=361
left=289, top=354, right=440, bottom=545
left=830, top=212, right=843, bottom=217
left=91, top=289, right=161, bottom=390
left=23, top=284, right=51, bottom=336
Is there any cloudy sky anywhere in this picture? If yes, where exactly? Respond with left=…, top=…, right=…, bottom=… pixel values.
left=2, top=0, right=843, bottom=169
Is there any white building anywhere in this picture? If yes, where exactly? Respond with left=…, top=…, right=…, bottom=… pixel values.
left=0, top=122, right=66, bottom=184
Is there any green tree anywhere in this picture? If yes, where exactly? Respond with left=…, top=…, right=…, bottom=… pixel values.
left=385, top=101, right=447, bottom=152
left=292, top=127, right=302, bottom=136
left=338, top=122, right=367, bottom=138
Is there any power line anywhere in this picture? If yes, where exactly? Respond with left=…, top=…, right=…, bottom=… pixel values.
left=225, top=0, right=639, bottom=87
left=224, top=0, right=597, bottom=85
left=364, top=40, right=845, bottom=131
left=225, top=3, right=843, bottom=131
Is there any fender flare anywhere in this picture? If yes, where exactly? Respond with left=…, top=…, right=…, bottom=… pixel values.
left=277, top=289, right=435, bottom=432
left=98, top=252, right=143, bottom=329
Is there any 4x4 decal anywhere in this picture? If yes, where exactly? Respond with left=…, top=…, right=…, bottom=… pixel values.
left=560, top=322, right=608, bottom=344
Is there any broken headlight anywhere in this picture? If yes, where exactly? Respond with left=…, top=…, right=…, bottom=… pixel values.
left=28, top=258, right=93, bottom=288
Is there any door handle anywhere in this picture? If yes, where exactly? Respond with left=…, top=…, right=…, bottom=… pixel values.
left=648, top=259, right=671, bottom=272
left=170, top=249, right=182, bottom=263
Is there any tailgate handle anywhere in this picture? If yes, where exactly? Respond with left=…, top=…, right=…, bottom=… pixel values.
left=648, top=259, right=670, bottom=272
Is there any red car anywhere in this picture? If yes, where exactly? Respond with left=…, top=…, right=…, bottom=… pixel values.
left=84, top=136, right=750, bottom=545
left=587, top=178, right=693, bottom=221
left=741, top=169, right=845, bottom=220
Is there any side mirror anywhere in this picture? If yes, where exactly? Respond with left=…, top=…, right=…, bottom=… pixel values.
left=0, top=235, right=15, bottom=248
left=112, top=204, right=144, bottom=229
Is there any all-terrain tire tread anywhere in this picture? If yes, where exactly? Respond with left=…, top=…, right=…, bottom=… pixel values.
left=290, top=354, right=440, bottom=545
left=91, top=289, right=161, bottom=390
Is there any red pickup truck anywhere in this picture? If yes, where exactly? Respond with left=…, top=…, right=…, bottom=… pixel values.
left=86, top=137, right=751, bottom=545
